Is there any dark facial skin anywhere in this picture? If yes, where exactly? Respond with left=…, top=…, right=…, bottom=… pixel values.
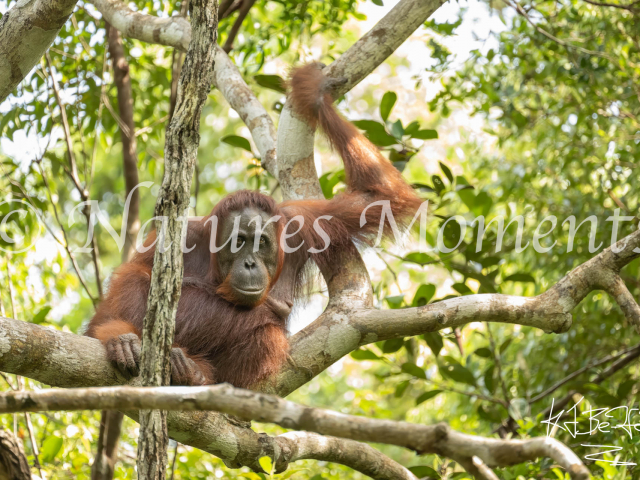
left=216, top=207, right=279, bottom=306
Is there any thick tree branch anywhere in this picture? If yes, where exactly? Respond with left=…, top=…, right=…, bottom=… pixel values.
left=0, top=0, right=79, bottom=102
left=0, top=317, right=417, bottom=479
left=280, top=432, right=418, bottom=480
left=90, top=0, right=191, bottom=51
left=212, top=46, right=278, bottom=172
left=0, top=384, right=589, bottom=480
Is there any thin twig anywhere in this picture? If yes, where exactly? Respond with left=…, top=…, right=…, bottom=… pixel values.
left=222, top=0, right=257, bottom=52
left=44, top=53, right=104, bottom=299
left=169, top=443, right=179, bottom=480
left=540, top=344, right=640, bottom=417
left=472, top=456, right=500, bottom=480
left=581, top=0, right=639, bottom=10
left=35, top=163, right=98, bottom=305
left=506, top=0, right=616, bottom=60
left=530, top=342, right=640, bottom=404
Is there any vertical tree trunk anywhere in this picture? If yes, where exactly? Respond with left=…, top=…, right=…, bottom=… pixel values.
left=135, top=0, right=218, bottom=478
left=0, top=429, right=30, bottom=480
left=91, top=24, right=141, bottom=480
left=91, top=410, right=123, bottom=480
left=106, top=24, right=141, bottom=264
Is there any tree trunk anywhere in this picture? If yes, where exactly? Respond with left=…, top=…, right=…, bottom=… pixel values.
left=135, top=0, right=218, bottom=478
left=91, top=410, right=123, bottom=480
left=91, top=23, right=141, bottom=480
left=0, top=429, right=30, bottom=480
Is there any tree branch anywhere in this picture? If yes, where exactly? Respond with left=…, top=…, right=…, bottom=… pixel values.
left=212, top=46, right=278, bottom=172
left=0, top=0, right=79, bottom=102
left=529, top=342, right=640, bottom=404
left=280, top=432, right=419, bottom=480
left=221, top=0, right=256, bottom=53
left=106, top=23, right=141, bottom=264
left=90, top=0, right=191, bottom=51
left=0, top=384, right=589, bottom=479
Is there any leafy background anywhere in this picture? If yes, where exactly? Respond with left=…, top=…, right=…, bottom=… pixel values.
left=0, top=0, right=639, bottom=478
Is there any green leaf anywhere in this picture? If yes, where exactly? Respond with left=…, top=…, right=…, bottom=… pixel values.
left=403, top=252, right=435, bottom=266
left=32, top=306, right=52, bottom=324
left=353, top=120, right=397, bottom=147
left=442, top=218, right=462, bottom=249
left=474, top=347, right=492, bottom=358
left=449, top=473, right=472, bottom=480
left=413, top=284, right=436, bottom=306
left=379, top=91, right=397, bottom=121
left=412, top=129, right=438, bottom=140
left=473, top=191, right=493, bottom=216
left=409, top=466, right=440, bottom=478
left=416, top=390, right=442, bottom=405
left=279, top=468, right=307, bottom=479
left=258, top=456, right=273, bottom=475
left=413, top=182, right=435, bottom=193
left=318, top=170, right=345, bottom=199
left=385, top=295, right=405, bottom=309
left=484, top=365, right=496, bottom=394
left=440, top=362, right=476, bottom=386
left=254, top=74, right=286, bottom=93
left=617, top=379, right=635, bottom=400
left=401, top=362, right=426, bottom=379
left=40, top=436, right=63, bottom=463
left=404, top=121, right=420, bottom=136
left=391, top=119, right=404, bottom=138
left=395, top=380, right=410, bottom=398
left=477, top=404, right=502, bottom=423
left=439, top=162, right=453, bottom=183
left=431, top=175, right=445, bottom=195
left=221, top=135, right=252, bottom=152
left=382, top=338, right=405, bottom=354
left=350, top=349, right=380, bottom=361
left=423, top=332, right=443, bottom=357
left=503, top=273, right=535, bottom=283
left=499, top=338, right=512, bottom=354
left=371, top=0, right=383, bottom=5
left=452, top=282, right=472, bottom=295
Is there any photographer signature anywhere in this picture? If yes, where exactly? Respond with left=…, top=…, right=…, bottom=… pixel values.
left=542, top=397, right=638, bottom=466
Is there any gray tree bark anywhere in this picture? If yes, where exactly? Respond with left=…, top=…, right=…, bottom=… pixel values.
left=0, top=0, right=79, bottom=102
left=135, top=0, right=218, bottom=478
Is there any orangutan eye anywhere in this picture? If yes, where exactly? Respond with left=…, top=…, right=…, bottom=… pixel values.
left=236, top=236, right=245, bottom=248
left=259, top=236, right=266, bottom=246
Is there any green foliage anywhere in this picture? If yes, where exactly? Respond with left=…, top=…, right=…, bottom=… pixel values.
left=2, top=0, right=640, bottom=478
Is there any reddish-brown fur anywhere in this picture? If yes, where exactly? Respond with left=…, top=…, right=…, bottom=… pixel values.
left=86, top=63, right=423, bottom=389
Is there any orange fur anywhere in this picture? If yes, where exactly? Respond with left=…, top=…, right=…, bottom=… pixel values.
left=92, top=319, right=140, bottom=343
left=86, top=63, right=423, bottom=389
